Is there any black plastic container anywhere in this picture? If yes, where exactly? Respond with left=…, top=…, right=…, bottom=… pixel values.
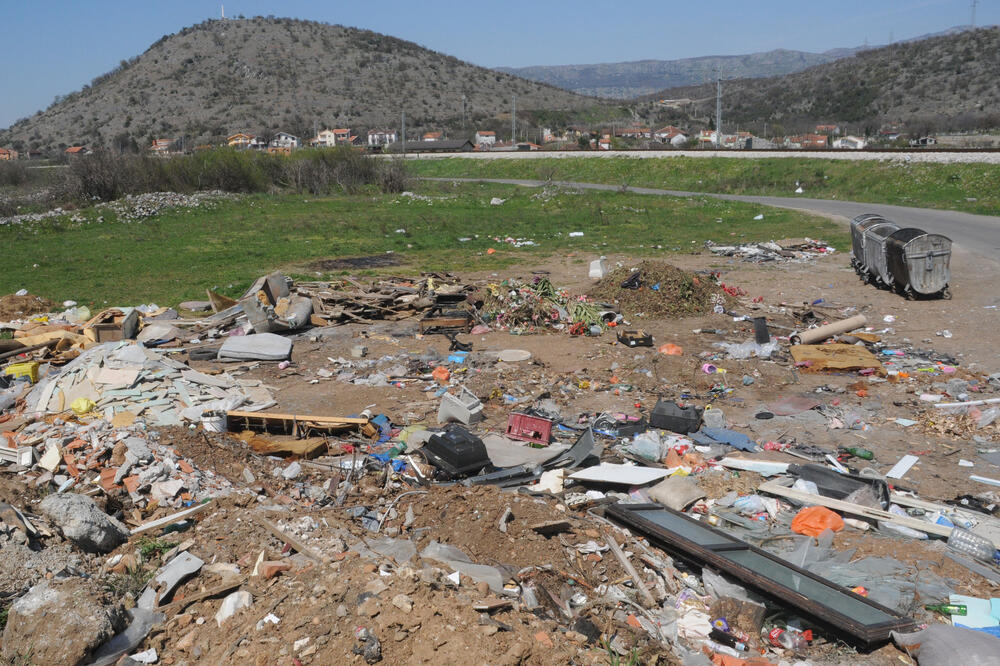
left=422, top=425, right=491, bottom=479
left=649, top=399, right=702, bottom=434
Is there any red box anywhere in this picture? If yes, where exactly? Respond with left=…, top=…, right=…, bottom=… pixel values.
left=506, top=413, right=554, bottom=445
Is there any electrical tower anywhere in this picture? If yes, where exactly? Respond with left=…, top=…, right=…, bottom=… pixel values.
left=971, top=0, right=979, bottom=28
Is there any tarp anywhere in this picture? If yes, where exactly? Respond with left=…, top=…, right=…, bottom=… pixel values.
left=790, top=344, right=884, bottom=374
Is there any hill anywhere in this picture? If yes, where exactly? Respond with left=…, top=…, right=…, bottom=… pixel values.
left=0, top=17, right=598, bottom=152
left=498, top=48, right=860, bottom=99
left=644, top=27, right=1000, bottom=134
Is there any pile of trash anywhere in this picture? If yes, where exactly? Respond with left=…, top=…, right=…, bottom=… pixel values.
left=3, top=258, right=1000, bottom=664
left=706, top=237, right=836, bottom=263
left=590, top=261, right=736, bottom=318
left=480, top=276, right=605, bottom=333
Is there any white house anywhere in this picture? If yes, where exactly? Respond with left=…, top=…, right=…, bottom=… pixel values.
left=270, top=132, right=300, bottom=149
left=474, top=130, right=496, bottom=146
left=367, top=129, right=397, bottom=146
left=833, top=135, right=867, bottom=150
left=309, top=129, right=351, bottom=147
left=654, top=126, right=688, bottom=146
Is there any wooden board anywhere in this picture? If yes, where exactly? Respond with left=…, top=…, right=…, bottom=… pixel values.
left=758, top=479, right=952, bottom=538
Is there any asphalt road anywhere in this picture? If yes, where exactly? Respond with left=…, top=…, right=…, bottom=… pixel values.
left=425, top=177, right=1000, bottom=263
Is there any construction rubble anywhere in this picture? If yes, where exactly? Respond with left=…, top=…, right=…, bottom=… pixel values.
left=1, top=254, right=1000, bottom=665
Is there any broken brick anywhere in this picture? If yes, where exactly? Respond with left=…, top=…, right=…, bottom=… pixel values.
left=258, top=560, right=292, bottom=579
left=123, top=475, right=140, bottom=494
left=534, top=631, right=553, bottom=648
left=178, top=460, right=195, bottom=474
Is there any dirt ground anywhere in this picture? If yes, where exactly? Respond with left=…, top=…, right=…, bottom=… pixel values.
left=3, top=241, right=1000, bottom=665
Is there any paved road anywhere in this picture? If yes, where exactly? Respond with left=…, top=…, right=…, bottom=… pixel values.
left=424, top=177, right=1000, bottom=262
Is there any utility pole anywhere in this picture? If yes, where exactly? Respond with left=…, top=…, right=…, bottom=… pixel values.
left=401, top=112, right=406, bottom=155
left=462, top=95, right=467, bottom=129
left=511, top=95, right=516, bottom=144
left=971, top=0, right=978, bottom=28
left=715, top=76, right=723, bottom=148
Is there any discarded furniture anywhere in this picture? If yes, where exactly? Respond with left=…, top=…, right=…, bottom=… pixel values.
left=83, top=308, right=139, bottom=343
left=606, top=502, right=916, bottom=646
left=419, top=294, right=473, bottom=333
left=437, top=387, right=485, bottom=425
left=886, top=228, right=952, bottom=299
left=226, top=410, right=369, bottom=438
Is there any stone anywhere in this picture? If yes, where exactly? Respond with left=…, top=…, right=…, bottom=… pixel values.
left=2, top=578, right=125, bottom=665
left=215, top=590, right=253, bottom=627
left=391, top=594, right=413, bottom=613
left=125, top=436, right=154, bottom=462
left=259, top=560, right=291, bottom=580
left=39, top=493, right=129, bottom=553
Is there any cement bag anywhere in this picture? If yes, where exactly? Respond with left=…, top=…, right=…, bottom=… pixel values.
left=892, top=625, right=1000, bottom=666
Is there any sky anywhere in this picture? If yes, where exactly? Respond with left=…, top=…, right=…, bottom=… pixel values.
left=2, top=0, right=997, bottom=129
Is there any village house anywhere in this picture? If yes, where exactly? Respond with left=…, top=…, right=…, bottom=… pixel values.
left=64, top=146, right=89, bottom=156
left=309, top=129, right=351, bottom=147
left=474, top=130, right=496, bottom=146
left=815, top=124, right=840, bottom=135
left=422, top=131, right=443, bottom=142
left=653, top=126, right=688, bottom=146
left=150, top=138, right=177, bottom=154
left=597, top=135, right=612, bottom=151
left=269, top=132, right=300, bottom=149
left=227, top=133, right=255, bottom=149
left=785, top=134, right=828, bottom=149
left=367, top=129, right=397, bottom=146
left=614, top=126, right=651, bottom=139
left=0, top=148, right=19, bottom=161
left=698, top=130, right=718, bottom=145
left=833, top=135, right=867, bottom=150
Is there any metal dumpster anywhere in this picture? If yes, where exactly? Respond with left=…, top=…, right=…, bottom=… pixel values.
left=886, top=228, right=952, bottom=299
left=861, top=221, right=900, bottom=286
left=850, top=213, right=889, bottom=274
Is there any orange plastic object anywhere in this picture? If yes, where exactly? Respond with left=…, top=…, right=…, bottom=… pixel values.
left=431, top=366, right=451, bottom=384
left=791, top=505, right=844, bottom=537
left=486, top=248, right=496, bottom=255
left=658, top=343, right=683, bottom=356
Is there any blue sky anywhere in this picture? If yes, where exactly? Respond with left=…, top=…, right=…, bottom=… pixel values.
left=2, top=0, right=996, bottom=129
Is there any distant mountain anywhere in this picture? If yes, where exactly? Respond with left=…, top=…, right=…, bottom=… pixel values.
left=0, top=17, right=596, bottom=151
left=645, top=27, right=1000, bottom=133
left=497, top=26, right=980, bottom=99
left=498, top=48, right=865, bottom=99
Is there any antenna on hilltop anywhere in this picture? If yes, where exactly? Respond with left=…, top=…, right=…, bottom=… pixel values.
left=971, top=0, right=978, bottom=28
left=221, top=3, right=225, bottom=19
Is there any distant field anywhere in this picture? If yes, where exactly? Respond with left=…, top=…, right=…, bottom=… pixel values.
left=407, top=156, right=1000, bottom=216
left=0, top=181, right=845, bottom=306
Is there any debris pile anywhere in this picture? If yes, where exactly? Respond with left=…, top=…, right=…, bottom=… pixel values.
left=1, top=253, right=1000, bottom=665
left=706, top=237, right=836, bottom=262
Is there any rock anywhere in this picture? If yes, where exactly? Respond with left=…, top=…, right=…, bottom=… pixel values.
left=215, top=590, right=253, bottom=627
left=39, top=493, right=129, bottom=553
left=125, top=436, right=153, bottom=462
left=391, top=594, right=413, bottom=613
left=281, top=461, right=302, bottom=480
left=2, top=578, right=125, bottom=665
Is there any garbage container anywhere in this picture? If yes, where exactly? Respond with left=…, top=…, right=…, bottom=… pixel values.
left=861, top=220, right=901, bottom=287
left=850, top=213, right=889, bottom=275
left=886, top=228, right=952, bottom=299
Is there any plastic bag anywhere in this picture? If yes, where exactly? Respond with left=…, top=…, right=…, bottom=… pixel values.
left=658, top=343, right=683, bottom=356
left=791, top=506, right=844, bottom=537
left=892, top=624, right=1000, bottom=666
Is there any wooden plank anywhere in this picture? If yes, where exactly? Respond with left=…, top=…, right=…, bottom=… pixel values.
left=256, top=515, right=330, bottom=564
left=758, top=480, right=952, bottom=538
left=603, top=529, right=657, bottom=607
left=131, top=502, right=212, bottom=536
left=227, top=410, right=368, bottom=425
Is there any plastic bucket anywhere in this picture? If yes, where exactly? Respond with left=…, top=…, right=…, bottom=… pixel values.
left=201, top=410, right=227, bottom=432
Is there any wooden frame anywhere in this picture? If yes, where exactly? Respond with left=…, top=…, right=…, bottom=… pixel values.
left=606, top=503, right=915, bottom=646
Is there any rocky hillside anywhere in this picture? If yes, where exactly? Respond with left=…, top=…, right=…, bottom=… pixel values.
left=0, top=17, right=597, bottom=151
left=499, top=48, right=858, bottom=99
left=645, top=27, right=1000, bottom=134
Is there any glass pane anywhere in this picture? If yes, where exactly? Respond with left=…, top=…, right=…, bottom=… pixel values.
left=635, top=509, right=738, bottom=547
left=724, top=550, right=895, bottom=624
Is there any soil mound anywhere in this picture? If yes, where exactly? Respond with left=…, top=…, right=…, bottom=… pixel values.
left=590, top=261, right=732, bottom=317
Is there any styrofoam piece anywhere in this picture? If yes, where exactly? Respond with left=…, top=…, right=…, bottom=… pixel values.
left=568, top=463, right=669, bottom=486
left=437, top=386, right=484, bottom=425
left=885, top=454, right=920, bottom=479
left=218, top=333, right=291, bottom=362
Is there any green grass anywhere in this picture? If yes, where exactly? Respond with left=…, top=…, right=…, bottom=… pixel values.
left=407, top=156, right=1000, bottom=216
left=0, top=182, right=846, bottom=306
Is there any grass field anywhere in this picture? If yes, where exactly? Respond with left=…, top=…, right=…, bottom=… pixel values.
left=407, top=156, right=1000, bottom=216
left=0, top=181, right=846, bottom=306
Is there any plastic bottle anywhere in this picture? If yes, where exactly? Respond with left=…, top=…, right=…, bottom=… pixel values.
left=947, top=527, right=996, bottom=562
left=768, top=627, right=812, bottom=650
